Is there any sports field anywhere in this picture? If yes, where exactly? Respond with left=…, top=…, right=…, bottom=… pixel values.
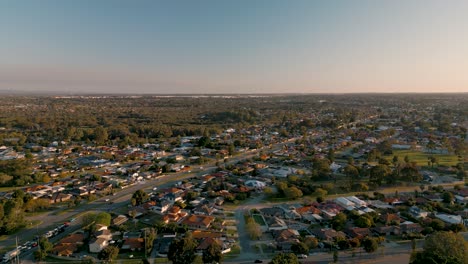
left=383, top=150, right=460, bottom=167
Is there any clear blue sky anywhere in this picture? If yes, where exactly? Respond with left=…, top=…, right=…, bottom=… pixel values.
left=1, top=0, right=468, bottom=94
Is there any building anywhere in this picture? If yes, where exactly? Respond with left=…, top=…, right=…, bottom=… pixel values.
left=89, top=238, right=108, bottom=253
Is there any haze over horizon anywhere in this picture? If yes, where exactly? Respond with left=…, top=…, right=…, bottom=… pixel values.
left=1, top=0, right=468, bottom=94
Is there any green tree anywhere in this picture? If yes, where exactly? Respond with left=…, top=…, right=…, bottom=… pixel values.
left=401, top=165, right=422, bottom=182
left=270, top=253, right=299, bottom=264
left=202, top=241, right=223, bottom=264
left=131, top=189, right=149, bottom=206
left=284, top=186, right=303, bottom=200
left=362, top=237, right=378, bottom=253
left=81, top=256, right=97, bottom=264
left=82, top=213, right=97, bottom=229
left=369, top=164, right=391, bottom=187
left=355, top=215, right=374, bottom=228
left=144, top=228, right=157, bottom=254
left=344, top=164, right=359, bottom=189
left=331, top=213, right=347, bottom=231
left=410, top=231, right=468, bottom=264
left=246, top=217, right=262, bottom=240
left=168, top=232, right=198, bottom=264
left=430, top=219, right=445, bottom=231
left=95, top=212, right=112, bottom=226
left=291, top=242, right=309, bottom=255
left=94, top=126, right=108, bottom=145
left=98, top=245, right=119, bottom=262
left=442, top=191, right=454, bottom=203
left=34, top=235, right=53, bottom=260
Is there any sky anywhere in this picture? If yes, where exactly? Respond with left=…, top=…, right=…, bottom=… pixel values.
left=1, top=0, right=468, bottom=94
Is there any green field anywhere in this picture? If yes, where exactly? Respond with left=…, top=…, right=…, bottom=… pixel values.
left=384, top=150, right=460, bottom=167
left=252, top=214, right=267, bottom=226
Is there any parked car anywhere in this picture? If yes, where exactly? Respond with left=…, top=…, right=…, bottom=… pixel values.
left=254, top=260, right=263, bottom=263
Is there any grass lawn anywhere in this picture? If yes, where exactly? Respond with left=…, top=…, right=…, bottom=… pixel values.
left=0, top=186, right=18, bottom=192
left=45, top=256, right=82, bottom=263
left=224, top=244, right=241, bottom=259
left=264, top=196, right=290, bottom=203
left=383, top=150, right=459, bottom=167
left=226, top=228, right=237, bottom=237
left=154, top=258, right=170, bottom=263
left=252, top=214, right=267, bottom=226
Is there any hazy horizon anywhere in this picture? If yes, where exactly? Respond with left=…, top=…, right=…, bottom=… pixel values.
left=2, top=1, right=468, bottom=94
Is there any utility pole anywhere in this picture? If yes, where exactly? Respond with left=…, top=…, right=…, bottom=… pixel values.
left=15, top=236, right=19, bottom=264
left=144, top=228, right=147, bottom=259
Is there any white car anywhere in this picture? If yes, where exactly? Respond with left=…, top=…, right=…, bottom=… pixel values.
left=297, top=254, right=308, bottom=259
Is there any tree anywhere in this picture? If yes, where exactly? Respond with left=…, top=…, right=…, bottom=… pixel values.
left=331, top=213, right=347, bottom=231
left=291, top=242, right=309, bottom=255
left=400, top=165, right=422, bottom=182
left=34, top=235, right=53, bottom=260
left=94, top=126, right=108, bottom=145
left=304, top=236, right=318, bottom=249
left=410, top=231, right=468, bottom=264
left=426, top=140, right=436, bottom=154
left=430, top=219, right=445, bottom=231
left=362, top=237, right=378, bottom=253
left=131, top=189, right=149, bottom=206
left=327, top=148, right=335, bottom=163
left=202, top=241, right=223, bottom=264
left=312, top=187, right=328, bottom=198
left=246, top=218, right=262, bottom=240
left=344, top=164, right=359, bottom=189
left=284, top=186, right=303, bottom=200
left=82, top=213, right=97, bottom=229
left=168, top=232, right=198, bottom=264
left=98, top=245, right=119, bottom=262
left=369, top=164, right=391, bottom=187
left=355, top=215, right=374, bottom=228
left=144, top=228, right=157, bottom=254
left=95, top=212, right=111, bottom=226
left=82, top=256, right=97, bottom=264
left=442, top=191, right=454, bottom=203
left=270, top=253, right=299, bottom=264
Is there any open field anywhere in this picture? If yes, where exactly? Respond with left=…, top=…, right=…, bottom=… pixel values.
left=383, top=150, right=460, bottom=167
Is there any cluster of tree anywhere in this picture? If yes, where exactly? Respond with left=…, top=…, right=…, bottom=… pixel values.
left=167, top=231, right=223, bottom=264
left=98, top=245, right=120, bottom=262
left=81, top=212, right=112, bottom=231
left=270, top=253, right=299, bottom=264
left=410, top=231, right=468, bottom=264
left=34, top=236, right=53, bottom=261
left=131, top=189, right=149, bottom=206
left=0, top=190, right=26, bottom=234
left=0, top=159, right=34, bottom=186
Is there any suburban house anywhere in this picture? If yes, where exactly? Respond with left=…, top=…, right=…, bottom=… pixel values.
left=89, top=238, right=108, bottom=253
left=51, top=233, right=85, bottom=257
left=112, top=215, right=129, bottom=226
left=121, top=238, right=144, bottom=251
left=181, top=214, right=215, bottom=229
left=48, top=192, right=73, bottom=204
left=162, top=206, right=188, bottom=224
left=311, top=228, right=346, bottom=241
left=273, top=229, right=300, bottom=251
left=151, top=199, right=172, bottom=215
